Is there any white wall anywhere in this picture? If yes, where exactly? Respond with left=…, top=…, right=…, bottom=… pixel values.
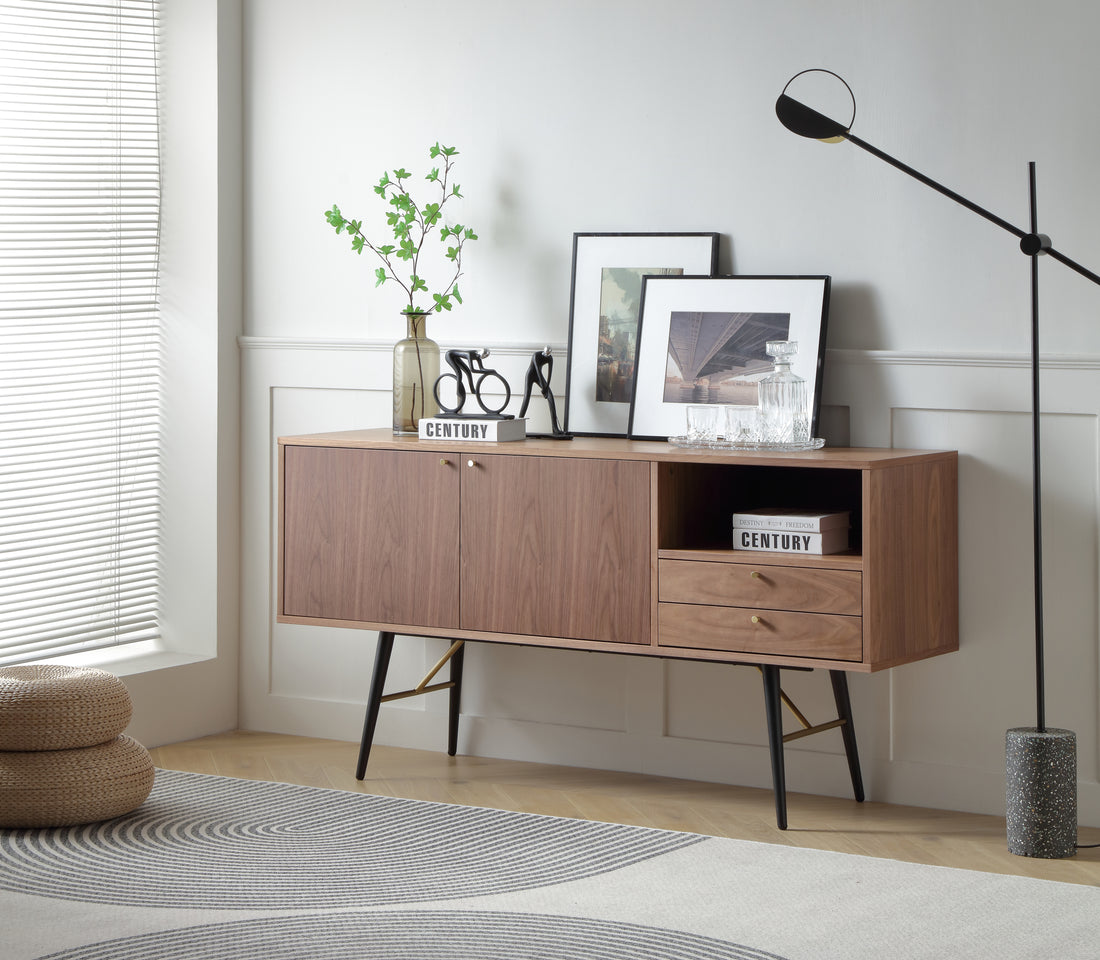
left=238, top=0, right=1100, bottom=825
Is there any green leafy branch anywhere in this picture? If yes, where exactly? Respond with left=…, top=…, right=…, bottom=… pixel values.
left=324, top=142, right=477, bottom=315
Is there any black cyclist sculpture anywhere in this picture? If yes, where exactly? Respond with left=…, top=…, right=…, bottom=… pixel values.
left=433, top=349, right=512, bottom=419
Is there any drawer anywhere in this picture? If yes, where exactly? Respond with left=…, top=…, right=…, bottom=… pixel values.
left=659, top=559, right=862, bottom=615
left=658, top=602, right=863, bottom=661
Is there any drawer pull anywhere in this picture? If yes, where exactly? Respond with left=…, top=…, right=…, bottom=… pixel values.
left=751, top=615, right=761, bottom=624
left=750, top=570, right=761, bottom=579
left=440, top=459, right=450, bottom=466
left=467, top=459, right=477, bottom=468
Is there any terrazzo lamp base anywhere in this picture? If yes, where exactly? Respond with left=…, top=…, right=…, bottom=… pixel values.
left=1005, top=727, right=1077, bottom=859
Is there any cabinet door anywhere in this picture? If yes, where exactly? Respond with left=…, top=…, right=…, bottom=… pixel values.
left=282, top=446, right=460, bottom=628
left=459, top=455, right=650, bottom=644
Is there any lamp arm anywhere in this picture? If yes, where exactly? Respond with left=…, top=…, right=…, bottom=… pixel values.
left=1043, top=245, right=1100, bottom=287
left=845, top=131, right=1100, bottom=286
left=845, top=132, right=1025, bottom=240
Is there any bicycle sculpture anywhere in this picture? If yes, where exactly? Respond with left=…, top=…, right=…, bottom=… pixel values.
left=518, top=347, right=572, bottom=439
left=433, top=349, right=513, bottom=419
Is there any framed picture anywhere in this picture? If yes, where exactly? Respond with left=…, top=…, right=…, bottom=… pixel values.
left=564, top=232, right=720, bottom=436
left=627, top=275, right=830, bottom=440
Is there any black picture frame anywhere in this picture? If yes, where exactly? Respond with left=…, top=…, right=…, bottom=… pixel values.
left=627, top=275, right=831, bottom=441
left=563, top=232, right=720, bottom=437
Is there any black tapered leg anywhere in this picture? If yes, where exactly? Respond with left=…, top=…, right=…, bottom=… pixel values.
left=356, top=631, right=395, bottom=779
left=761, top=664, right=788, bottom=830
left=447, top=641, right=465, bottom=756
left=829, top=670, right=864, bottom=802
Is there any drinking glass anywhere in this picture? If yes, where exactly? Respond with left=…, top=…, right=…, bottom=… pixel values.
left=724, top=404, right=758, bottom=443
left=685, top=404, right=719, bottom=442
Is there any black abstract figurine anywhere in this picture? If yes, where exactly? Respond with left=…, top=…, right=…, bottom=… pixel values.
left=519, top=347, right=571, bottom=439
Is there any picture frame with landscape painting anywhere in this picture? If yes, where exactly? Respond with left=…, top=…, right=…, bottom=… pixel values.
left=627, top=275, right=830, bottom=441
left=563, top=233, right=720, bottom=436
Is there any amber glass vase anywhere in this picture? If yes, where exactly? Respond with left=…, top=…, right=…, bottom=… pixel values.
left=392, top=312, right=440, bottom=435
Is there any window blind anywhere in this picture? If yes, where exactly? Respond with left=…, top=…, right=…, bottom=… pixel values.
left=0, top=0, right=162, bottom=666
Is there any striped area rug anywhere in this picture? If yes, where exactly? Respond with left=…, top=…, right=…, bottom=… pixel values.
left=1, top=769, right=1097, bottom=959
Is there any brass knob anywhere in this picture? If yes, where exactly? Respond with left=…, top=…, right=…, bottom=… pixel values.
left=750, top=570, right=761, bottom=579
left=751, top=615, right=761, bottom=624
left=467, top=459, right=477, bottom=468
left=439, top=458, right=450, bottom=466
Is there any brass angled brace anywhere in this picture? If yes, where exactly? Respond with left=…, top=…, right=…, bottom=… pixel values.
left=755, top=665, right=848, bottom=743
left=380, top=640, right=465, bottom=704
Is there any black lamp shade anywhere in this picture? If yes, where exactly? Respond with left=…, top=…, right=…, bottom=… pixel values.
left=775, top=93, right=849, bottom=142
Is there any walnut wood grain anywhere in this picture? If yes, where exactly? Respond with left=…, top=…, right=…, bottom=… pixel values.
left=283, top=428, right=945, bottom=468
left=659, top=559, right=862, bottom=615
left=459, top=455, right=650, bottom=644
left=658, top=603, right=863, bottom=661
left=276, top=433, right=957, bottom=672
left=862, top=457, right=959, bottom=666
left=658, top=547, right=863, bottom=571
left=282, top=446, right=461, bottom=627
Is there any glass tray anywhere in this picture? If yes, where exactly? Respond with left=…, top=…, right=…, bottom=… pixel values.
left=667, top=436, right=826, bottom=452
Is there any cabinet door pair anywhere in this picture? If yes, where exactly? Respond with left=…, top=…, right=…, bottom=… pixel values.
left=282, top=447, right=651, bottom=645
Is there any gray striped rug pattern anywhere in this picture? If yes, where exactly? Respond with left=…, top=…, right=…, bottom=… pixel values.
left=18, top=911, right=789, bottom=960
left=0, top=769, right=705, bottom=909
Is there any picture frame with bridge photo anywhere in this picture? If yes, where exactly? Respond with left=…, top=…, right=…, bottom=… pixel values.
left=627, top=275, right=830, bottom=441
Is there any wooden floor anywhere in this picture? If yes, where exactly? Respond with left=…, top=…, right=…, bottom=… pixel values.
left=149, top=730, right=1100, bottom=887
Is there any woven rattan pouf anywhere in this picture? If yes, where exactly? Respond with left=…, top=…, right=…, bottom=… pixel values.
left=0, top=665, right=155, bottom=828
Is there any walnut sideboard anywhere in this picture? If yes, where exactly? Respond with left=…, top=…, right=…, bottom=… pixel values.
left=278, top=428, right=959, bottom=827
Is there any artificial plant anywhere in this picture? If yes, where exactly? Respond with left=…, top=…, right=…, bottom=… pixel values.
left=324, top=142, right=477, bottom=316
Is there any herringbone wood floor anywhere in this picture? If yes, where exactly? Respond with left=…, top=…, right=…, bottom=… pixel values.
left=149, top=730, right=1100, bottom=887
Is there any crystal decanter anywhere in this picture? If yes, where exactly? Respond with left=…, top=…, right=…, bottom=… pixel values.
left=758, top=340, right=809, bottom=445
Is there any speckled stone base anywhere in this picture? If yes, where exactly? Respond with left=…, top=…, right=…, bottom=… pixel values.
left=1005, top=727, right=1077, bottom=859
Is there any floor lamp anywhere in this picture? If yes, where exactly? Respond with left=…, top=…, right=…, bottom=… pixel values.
left=775, top=69, right=1100, bottom=858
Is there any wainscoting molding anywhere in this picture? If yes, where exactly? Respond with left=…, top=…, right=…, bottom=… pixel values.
left=240, top=336, right=1100, bottom=825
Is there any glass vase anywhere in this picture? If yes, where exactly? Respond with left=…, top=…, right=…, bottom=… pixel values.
left=393, top=312, right=439, bottom=435
left=758, top=340, right=809, bottom=444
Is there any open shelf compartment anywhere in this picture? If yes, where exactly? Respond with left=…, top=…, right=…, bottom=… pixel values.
left=655, top=461, right=863, bottom=560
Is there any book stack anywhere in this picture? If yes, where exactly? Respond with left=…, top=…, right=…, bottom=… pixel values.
left=731, top=507, right=851, bottom=555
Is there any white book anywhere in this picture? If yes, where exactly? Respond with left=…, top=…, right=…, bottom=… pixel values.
left=730, top=507, right=850, bottom=533
left=419, top=417, right=527, bottom=442
left=732, top=526, right=851, bottom=555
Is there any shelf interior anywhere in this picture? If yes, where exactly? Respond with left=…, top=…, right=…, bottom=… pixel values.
left=656, top=462, right=864, bottom=556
